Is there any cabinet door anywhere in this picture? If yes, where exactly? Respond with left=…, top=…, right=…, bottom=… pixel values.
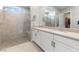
left=32, top=29, right=38, bottom=43
left=54, top=35, right=79, bottom=52
left=32, top=29, right=41, bottom=46
left=32, top=29, right=37, bottom=42
left=54, top=40, right=73, bottom=52
left=39, top=31, right=54, bottom=52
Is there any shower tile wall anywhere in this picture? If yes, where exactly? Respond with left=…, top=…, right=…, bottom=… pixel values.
left=0, top=7, right=30, bottom=50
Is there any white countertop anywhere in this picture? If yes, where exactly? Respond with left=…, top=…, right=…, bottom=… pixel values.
left=33, top=27, right=79, bottom=41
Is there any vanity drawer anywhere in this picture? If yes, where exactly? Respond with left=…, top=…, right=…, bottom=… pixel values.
left=54, top=34, right=79, bottom=50
left=39, top=30, right=53, bottom=39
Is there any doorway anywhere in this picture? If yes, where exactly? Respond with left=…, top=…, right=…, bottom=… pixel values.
left=64, top=12, right=71, bottom=28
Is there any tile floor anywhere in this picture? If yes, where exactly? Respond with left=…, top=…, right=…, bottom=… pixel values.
left=0, top=34, right=42, bottom=52
left=0, top=36, right=29, bottom=50
left=0, top=41, right=42, bottom=52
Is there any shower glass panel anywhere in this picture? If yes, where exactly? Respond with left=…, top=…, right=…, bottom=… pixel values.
left=0, top=6, right=31, bottom=49
left=3, top=6, right=31, bottom=40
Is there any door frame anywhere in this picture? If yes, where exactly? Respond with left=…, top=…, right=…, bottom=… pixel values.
left=63, top=10, right=72, bottom=28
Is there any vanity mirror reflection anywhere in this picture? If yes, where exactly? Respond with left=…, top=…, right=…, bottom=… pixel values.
left=42, top=7, right=59, bottom=27
left=31, top=6, right=79, bottom=32
left=40, top=6, right=79, bottom=32
left=42, top=6, right=72, bottom=28
left=59, top=11, right=71, bottom=28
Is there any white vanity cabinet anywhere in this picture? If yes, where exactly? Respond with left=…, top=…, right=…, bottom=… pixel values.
left=54, top=35, right=79, bottom=52
left=32, top=28, right=79, bottom=52
left=32, top=29, right=54, bottom=52
left=54, top=39, right=77, bottom=52
left=38, top=30, right=54, bottom=52
left=32, top=29, right=41, bottom=46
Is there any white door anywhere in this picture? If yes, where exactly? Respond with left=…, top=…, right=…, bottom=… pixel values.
left=32, top=29, right=36, bottom=41
left=54, top=40, right=72, bottom=52
left=32, top=30, right=38, bottom=42
left=32, top=29, right=41, bottom=46
left=54, top=35, right=79, bottom=52
left=39, top=31, right=54, bottom=52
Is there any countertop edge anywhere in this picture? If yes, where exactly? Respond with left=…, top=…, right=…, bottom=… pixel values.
left=32, top=27, right=79, bottom=41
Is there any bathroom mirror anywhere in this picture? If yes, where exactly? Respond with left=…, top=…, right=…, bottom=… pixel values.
left=42, top=7, right=59, bottom=27
left=42, top=6, right=74, bottom=28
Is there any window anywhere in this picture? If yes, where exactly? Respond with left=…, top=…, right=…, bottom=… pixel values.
left=4, top=7, right=26, bottom=13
